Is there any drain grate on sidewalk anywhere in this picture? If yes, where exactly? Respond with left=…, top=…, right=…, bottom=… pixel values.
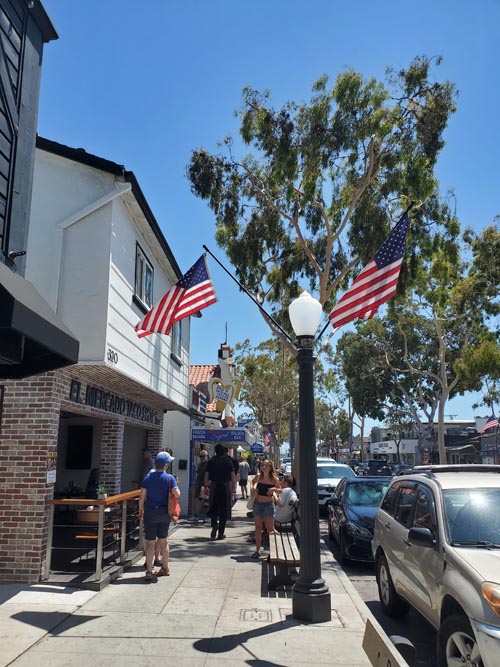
left=240, top=609, right=273, bottom=622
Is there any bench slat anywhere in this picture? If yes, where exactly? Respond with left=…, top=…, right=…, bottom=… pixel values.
left=283, top=530, right=300, bottom=564
left=269, top=529, right=300, bottom=566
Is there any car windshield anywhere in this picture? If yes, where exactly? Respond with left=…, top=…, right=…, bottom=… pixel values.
left=317, top=465, right=355, bottom=479
left=443, top=488, right=500, bottom=546
left=345, top=481, right=390, bottom=506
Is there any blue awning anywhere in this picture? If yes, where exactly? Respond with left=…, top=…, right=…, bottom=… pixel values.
left=191, top=428, right=252, bottom=444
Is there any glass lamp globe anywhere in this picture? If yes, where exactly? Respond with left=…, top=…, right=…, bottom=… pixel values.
left=288, top=291, right=322, bottom=337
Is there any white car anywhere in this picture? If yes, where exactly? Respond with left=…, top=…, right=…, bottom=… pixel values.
left=316, top=458, right=356, bottom=509
left=372, top=465, right=500, bottom=667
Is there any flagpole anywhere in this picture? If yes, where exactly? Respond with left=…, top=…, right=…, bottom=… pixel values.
left=316, top=203, right=415, bottom=343
left=202, top=245, right=296, bottom=346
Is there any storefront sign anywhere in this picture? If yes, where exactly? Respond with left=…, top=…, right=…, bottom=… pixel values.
left=69, top=380, right=161, bottom=425
left=250, top=443, right=264, bottom=453
left=191, top=428, right=250, bottom=443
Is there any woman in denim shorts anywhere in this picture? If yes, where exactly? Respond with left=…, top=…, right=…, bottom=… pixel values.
left=250, top=460, right=281, bottom=558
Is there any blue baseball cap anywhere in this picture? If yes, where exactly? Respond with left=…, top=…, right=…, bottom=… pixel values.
left=155, top=452, right=175, bottom=466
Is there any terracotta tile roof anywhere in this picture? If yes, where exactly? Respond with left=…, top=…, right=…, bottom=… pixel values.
left=189, top=365, right=221, bottom=413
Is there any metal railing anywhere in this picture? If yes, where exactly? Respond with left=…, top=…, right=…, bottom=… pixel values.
left=45, top=490, right=143, bottom=582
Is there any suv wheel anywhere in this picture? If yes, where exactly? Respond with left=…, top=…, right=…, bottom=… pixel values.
left=438, top=613, right=483, bottom=667
left=376, top=554, right=409, bottom=617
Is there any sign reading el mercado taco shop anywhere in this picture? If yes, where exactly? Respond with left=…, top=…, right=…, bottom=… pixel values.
left=69, top=380, right=161, bottom=425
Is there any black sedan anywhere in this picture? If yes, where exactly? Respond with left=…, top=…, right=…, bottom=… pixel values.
left=327, top=477, right=392, bottom=562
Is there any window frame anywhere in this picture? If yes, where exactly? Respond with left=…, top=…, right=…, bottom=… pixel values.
left=134, top=243, right=154, bottom=313
left=170, top=320, right=182, bottom=365
left=413, top=484, right=438, bottom=536
left=394, top=482, right=418, bottom=528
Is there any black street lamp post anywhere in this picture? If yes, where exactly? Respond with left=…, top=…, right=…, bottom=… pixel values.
left=289, top=292, right=331, bottom=623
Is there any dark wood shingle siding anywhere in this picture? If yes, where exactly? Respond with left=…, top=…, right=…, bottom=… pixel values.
left=0, top=0, right=23, bottom=248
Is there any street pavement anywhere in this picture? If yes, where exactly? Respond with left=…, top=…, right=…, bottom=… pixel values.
left=0, top=500, right=408, bottom=667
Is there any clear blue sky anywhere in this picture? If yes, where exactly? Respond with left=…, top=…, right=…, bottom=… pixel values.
left=38, top=0, right=499, bottom=428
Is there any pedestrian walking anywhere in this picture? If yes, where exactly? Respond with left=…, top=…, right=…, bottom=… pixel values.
left=203, top=444, right=235, bottom=540
left=231, top=454, right=239, bottom=502
left=139, top=452, right=180, bottom=581
left=190, top=450, right=209, bottom=522
left=238, top=457, right=250, bottom=499
left=249, top=459, right=280, bottom=558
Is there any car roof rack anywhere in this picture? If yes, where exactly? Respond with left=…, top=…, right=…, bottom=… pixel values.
left=412, top=464, right=500, bottom=476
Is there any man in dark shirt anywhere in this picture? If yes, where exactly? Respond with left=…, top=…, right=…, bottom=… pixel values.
left=203, top=444, right=235, bottom=540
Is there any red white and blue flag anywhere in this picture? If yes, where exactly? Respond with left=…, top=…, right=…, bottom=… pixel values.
left=482, top=415, right=499, bottom=433
left=135, top=255, right=217, bottom=337
left=328, top=212, right=409, bottom=330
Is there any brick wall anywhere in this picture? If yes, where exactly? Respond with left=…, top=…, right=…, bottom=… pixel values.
left=0, top=373, right=60, bottom=583
left=146, top=429, right=161, bottom=454
left=99, top=418, right=124, bottom=494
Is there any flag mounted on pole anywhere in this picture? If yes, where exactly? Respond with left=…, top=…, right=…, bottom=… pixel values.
left=481, top=415, right=499, bottom=433
left=328, top=211, right=410, bottom=330
left=135, top=254, right=217, bottom=338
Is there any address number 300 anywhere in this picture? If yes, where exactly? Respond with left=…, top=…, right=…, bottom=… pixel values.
left=107, top=348, right=118, bottom=365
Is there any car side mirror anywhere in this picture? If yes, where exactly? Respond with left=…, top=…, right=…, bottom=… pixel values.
left=408, top=526, right=435, bottom=548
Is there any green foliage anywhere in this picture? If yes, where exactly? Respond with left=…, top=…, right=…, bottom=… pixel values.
left=455, top=337, right=500, bottom=411
left=234, top=338, right=299, bottom=442
left=336, top=320, right=394, bottom=421
left=187, top=56, right=457, bottom=326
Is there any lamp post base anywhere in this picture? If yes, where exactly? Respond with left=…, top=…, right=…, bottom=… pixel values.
left=292, top=586, right=331, bottom=623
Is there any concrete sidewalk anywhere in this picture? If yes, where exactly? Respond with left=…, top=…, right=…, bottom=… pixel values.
left=0, top=501, right=403, bottom=667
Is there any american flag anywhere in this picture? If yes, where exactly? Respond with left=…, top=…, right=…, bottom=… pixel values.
left=482, top=415, right=499, bottom=433
left=328, top=212, right=409, bottom=330
left=135, top=255, right=217, bottom=337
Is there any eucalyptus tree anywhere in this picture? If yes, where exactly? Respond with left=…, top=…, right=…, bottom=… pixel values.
left=233, top=338, right=298, bottom=450
left=187, top=56, right=456, bottom=343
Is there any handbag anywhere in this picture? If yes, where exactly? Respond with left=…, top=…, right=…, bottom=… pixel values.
left=168, top=474, right=181, bottom=523
left=246, top=495, right=255, bottom=510
left=169, top=493, right=181, bottom=522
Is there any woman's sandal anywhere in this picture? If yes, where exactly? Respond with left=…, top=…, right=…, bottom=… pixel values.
left=156, top=566, right=170, bottom=576
left=251, top=551, right=260, bottom=559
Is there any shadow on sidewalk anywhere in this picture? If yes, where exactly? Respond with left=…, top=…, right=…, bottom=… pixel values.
left=11, top=611, right=100, bottom=633
left=193, top=617, right=299, bottom=659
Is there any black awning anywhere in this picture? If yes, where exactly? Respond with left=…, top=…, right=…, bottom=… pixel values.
left=0, top=261, right=79, bottom=378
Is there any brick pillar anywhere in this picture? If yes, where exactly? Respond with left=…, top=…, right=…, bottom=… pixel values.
left=0, top=374, right=60, bottom=583
left=99, top=418, right=124, bottom=495
left=146, top=428, right=162, bottom=455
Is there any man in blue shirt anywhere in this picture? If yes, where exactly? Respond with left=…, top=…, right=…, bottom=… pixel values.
left=140, top=452, right=180, bottom=581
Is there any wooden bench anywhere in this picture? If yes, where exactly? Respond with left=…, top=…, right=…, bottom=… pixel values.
left=267, top=501, right=300, bottom=590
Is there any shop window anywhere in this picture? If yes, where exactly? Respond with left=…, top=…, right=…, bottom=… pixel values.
left=171, top=321, right=182, bottom=364
left=134, top=244, right=153, bottom=311
left=66, top=425, right=93, bottom=469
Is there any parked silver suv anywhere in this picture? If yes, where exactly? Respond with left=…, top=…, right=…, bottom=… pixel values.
left=372, top=465, right=500, bottom=667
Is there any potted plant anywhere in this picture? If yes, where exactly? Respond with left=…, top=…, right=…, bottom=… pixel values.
left=97, top=484, right=107, bottom=500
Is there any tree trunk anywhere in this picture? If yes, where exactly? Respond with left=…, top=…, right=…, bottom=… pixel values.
left=437, top=397, right=448, bottom=464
